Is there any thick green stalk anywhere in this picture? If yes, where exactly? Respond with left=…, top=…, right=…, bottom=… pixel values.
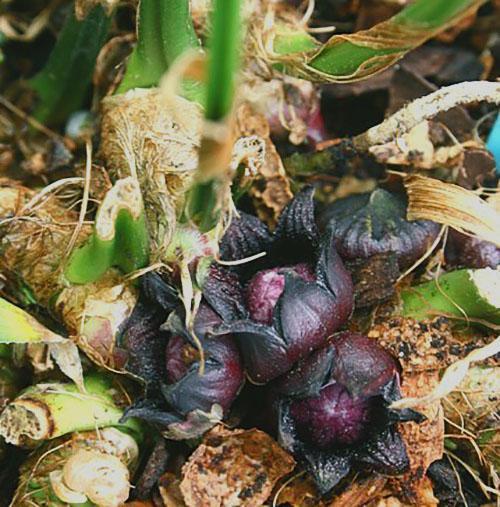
left=186, top=179, right=221, bottom=232
left=30, top=6, right=110, bottom=125
left=65, top=178, right=149, bottom=284
left=278, top=0, right=486, bottom=82
left=117, top=0, right=201, bottom=93
left=0, top=374, right=140, bottom=446
left=402, top=268, right=500, bottom=326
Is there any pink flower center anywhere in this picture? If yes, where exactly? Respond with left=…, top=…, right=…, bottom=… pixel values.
left=245, top=263, right=315, bottom=325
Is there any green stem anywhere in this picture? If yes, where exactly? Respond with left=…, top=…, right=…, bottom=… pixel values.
left=0, top=374, right=140, bottom=446
left=204, top=0, right=242, bottom=121
left=117, top=0, right=201, bottom=93
left=401, top=268, right=500, bottom=326
left=186, top=0, right=241, bottom=230
left=30, top=6, right=110, bottom=125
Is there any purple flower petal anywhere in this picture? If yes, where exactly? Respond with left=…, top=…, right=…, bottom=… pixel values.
left=272, top=344, right=334, bottom=398
left=315, top=238, right=354, bottom=324
left=140, top=272, right=178, bottom=311
left=203, top=264, right=247, bottom=321
left=274, top=275, right=342, bottom=364
left=246, top=263, right=315, bottom=325
left=299, top=444, right=352, bottom=495
left=163, top=337, right=244, bottom=416
left=445, top=229, right=500, bottom=269
left=278, top=402, right=353, bottom=494
left=290, top=383, right=374, bottom=448
left=121, top=299, right=168, bottom=390
left=272, top=186, right=319, bottom=262
left=227, top=320, right=290, bottom=383
left=321, top=190, right=440, bottom=269
left=121, top=398, right=182, bottom=426
left=332, top=333, right=399, bottom=399
left=220, top=211, right=272, bottom=262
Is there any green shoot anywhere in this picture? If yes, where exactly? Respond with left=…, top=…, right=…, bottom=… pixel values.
left=65, top=178, right=149, bottom=284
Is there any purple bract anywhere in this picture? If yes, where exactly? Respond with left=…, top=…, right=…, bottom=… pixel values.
left=121, top=274, right=245, bottom=440
left=273, top=332, right=422, bottom=494
left=204, top=187, right=354, bottom=383
left=320, top=189, right=440, bottom=269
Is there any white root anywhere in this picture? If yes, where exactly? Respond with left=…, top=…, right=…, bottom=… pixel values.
left=354, top=81, right=500, bottom=150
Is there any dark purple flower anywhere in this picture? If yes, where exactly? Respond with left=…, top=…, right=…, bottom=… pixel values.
left=162, top=304, right=245, bottom=418
left=121, top=275, right=245, bottom=440
left=445, top=229, right=500, bottom=269
left=205, top=187, right=354, bottom=384
left=319, top=189, right=440, bottom=269
left=273, top=333, right=423, bottom=494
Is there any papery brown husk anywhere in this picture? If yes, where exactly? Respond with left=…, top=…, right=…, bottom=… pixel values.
left=0, top=182, right=89, bottom=307
left=99, top=89, right=202, bottom=254
left=235, top=103, right=292, bottom=224
left=55, top=270, right=137, bottom=369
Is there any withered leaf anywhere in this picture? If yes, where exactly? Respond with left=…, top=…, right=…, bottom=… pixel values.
left=180, top=426, right=295, bottom=507
left=235, top=103, right=292, bottom=225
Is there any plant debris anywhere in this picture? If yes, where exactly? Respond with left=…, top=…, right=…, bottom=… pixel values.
left=180, top=426, right=295, bottom=506
left=0, top=0, right=499, bottom=505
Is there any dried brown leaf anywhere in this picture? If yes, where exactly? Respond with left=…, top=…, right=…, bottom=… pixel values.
left=159, top=472, right=186, bottom=507
left=370, top=479, right=438, bottom=507
left=180, top=426, right=295, bottom=507
left=235, top=103, right=292, bottom=225
left=404, top=175, right=500, bottom=247
left=368, top=318, right=446, bottom=501
left=327, top=475, right=388, bottom=507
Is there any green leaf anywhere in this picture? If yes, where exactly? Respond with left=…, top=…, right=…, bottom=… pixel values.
left=30, top=5, right=111, bottom=125
left=402, top=268, right=500, bottom=326
left=0, top=374, right=140, bottom=445
left=276, top=0, right=487, bottom=82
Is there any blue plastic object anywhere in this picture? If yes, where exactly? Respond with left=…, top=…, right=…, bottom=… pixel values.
left=486, top=112, right=500, bottom=175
